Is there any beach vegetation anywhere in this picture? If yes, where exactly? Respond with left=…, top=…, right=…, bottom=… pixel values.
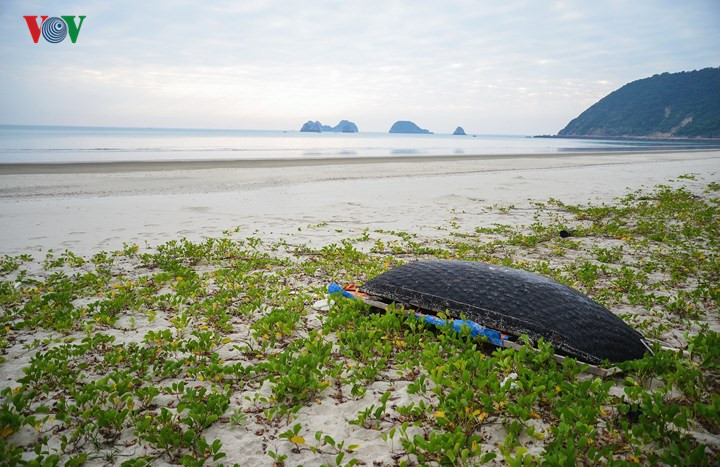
left=0, top=178, right=718, bottom=464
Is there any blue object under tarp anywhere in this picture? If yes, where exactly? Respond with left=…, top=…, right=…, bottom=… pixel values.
left=417, top=314, right=505, bottom=346
left=328, top=282, right=357, bottom=299
left=327, top=282, right=505, bottom=346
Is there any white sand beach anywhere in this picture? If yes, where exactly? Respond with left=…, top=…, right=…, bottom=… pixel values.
left=1, top=149, right=719, bottom=465
left=1, top=150, right=719, bottom=256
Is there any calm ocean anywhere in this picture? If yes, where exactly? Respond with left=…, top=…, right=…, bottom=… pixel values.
left=0, top=125, right=712, bottom=164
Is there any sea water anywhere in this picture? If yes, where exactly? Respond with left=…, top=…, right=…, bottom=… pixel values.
left=0, top=125, right=713, bottom=164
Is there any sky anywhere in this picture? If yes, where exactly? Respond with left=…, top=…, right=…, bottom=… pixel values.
left=0, top=1, right=718, bottom=134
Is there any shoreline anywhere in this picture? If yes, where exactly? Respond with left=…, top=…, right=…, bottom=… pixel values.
left=533, top=134, right=720, bottom=143
left=1, top=148, right=718, bottom=174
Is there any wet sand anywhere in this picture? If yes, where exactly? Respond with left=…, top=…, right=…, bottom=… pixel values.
left=0, top=150, right=718, bottom=256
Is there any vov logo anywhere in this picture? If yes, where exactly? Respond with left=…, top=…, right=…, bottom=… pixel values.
left=23, top=16, right=86, bottom=44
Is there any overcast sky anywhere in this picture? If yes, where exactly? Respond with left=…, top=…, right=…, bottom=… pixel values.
left=0, top=0, right=718, bottom=134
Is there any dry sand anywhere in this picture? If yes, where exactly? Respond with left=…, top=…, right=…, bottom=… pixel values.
left=1, top=150, right=719, bottom=464
left=0, top=150, right=719, bottom=257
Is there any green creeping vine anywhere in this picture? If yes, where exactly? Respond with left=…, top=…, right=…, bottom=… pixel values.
left=0, top=178, right=718, bottom=465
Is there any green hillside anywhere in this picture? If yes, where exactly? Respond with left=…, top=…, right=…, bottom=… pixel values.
left=558, top=68, right=720, bottom=138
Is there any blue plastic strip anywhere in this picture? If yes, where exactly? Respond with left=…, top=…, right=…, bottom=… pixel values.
left=328, top=282, right=357, bottom=299
left=415, top=314, right=503, bottom=346
left=327, top=282, right=506, bottom=346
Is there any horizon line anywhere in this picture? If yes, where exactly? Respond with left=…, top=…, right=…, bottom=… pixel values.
left=0, top=123, right=531, bottom=137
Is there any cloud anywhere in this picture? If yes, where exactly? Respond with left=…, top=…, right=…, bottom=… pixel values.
left=1, top=0, right=718, bottom=133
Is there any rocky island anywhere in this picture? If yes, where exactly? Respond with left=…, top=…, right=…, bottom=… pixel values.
left=299, top=120, right=359, bottom=133
left=300, top=121, right=322, bottom=132
left=389, top=121, right=432, bottom=134
left=453, top=126, right=466, bottom=135
left=330, top=120, right=359, bottom=133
